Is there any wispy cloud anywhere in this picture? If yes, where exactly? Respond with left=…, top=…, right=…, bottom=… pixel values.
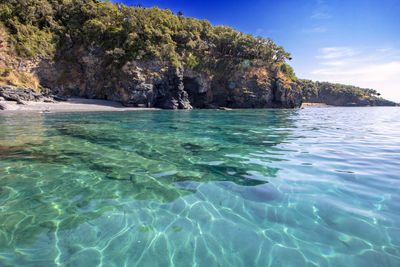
left=302, top=26, right=328, bottom=33
left=377, top=48, right=393, bottom=53
left=316, top=47, right=357, bottom=59
left=311, top=11, right=332, bottom=19
left=320, top=60, right=346, bottom=66
left=304, top=0, right=331, bottom=35
left=255, top=28, right=264, bottom=36
left=311, top=0, right=332, bottom=20
left=309, top=46, right=400, bottom=102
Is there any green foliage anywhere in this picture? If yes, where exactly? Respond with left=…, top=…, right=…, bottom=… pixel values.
left=298, top=79, right=318, bottom=100
left=184, top=53, right=199, bottom=69
left=170, top=55, right=181, bottom=68
left=280, top=63, right=296, bottom=81
left=0, top=0, right=59, bottom=57
left=0, top=0, right=292, bottom=70
left=316, top=82, right=365, bottom=99
left=300, top=79, right=384, bottom=103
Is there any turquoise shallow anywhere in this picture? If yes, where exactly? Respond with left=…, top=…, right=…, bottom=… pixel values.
left=0, top=107, right=399, bottom=266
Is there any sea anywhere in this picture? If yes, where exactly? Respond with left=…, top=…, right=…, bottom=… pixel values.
left=0, top=107, right=399, bottom=266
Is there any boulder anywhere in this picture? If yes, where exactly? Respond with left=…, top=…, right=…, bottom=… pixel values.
left=53, top=95, right=68, bottom=101
left=0, top=85, right=53, bottom=103
left=17, top=99, right=28, bottom=105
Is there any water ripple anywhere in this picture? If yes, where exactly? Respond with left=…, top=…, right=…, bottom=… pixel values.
left=0, top=107, right=399, bottom=266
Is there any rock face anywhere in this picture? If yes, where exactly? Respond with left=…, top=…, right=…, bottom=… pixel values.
left=32, top=53, right=303, bottom=109
left=1, top=45, right=303, bottom=109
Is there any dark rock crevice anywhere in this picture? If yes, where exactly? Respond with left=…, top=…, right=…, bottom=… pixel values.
left=152, top=67, right=192, bottom=109
left=183, top=77, right=207, bottom=108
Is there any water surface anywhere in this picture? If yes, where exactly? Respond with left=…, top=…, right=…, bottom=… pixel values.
left=0, top=107, right=399, bottom=266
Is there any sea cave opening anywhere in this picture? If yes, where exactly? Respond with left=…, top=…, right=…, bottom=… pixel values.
left=183, top=77, right=207, bottom=108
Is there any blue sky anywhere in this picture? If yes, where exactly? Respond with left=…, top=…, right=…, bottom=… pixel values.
left=109, top=0, right=400, bottom=102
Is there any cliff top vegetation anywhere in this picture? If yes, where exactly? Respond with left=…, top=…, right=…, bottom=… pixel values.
left=0, top=0, right=292, bottom=73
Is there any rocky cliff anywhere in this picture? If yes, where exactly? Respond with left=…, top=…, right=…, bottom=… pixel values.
left=1, top=41, right=303, bottom=109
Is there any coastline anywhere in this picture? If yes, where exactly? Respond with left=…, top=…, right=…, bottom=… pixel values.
left=0, top=97, right=161, bottom=113
left=1, top=98, right=397, bottom=114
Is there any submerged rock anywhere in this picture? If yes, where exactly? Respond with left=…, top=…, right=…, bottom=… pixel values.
left=218, top=182, right=282, bottom=202
left=236, top=184, right=282, bottom=203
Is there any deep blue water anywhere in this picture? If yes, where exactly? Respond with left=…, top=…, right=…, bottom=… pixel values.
left=0, top=107, right=399, bottom=266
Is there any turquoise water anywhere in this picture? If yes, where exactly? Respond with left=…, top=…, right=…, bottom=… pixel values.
left=0, top=107, right=399, bottom=266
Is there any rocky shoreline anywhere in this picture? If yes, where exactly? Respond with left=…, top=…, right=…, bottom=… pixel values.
left=0, top=98, right=161, bottom=113
left=1, top=57, right=304, bottom=111
left=1, top=85, right=397, bottom=113
left=31, top=57, right=303, bottom=110
left=0, top=85, right=161, bottom=112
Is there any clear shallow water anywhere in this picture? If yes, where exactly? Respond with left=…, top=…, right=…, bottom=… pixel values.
left=0, top=107, right=399, bottom=267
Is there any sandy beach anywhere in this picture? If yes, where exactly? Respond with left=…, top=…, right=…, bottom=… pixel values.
left=0, top=97, right=161, bottom=113
left=301, top=102, right=332, bottom=108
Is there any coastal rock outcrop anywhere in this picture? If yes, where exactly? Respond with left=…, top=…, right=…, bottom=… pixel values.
left=30, top=52, right=302, bottom=109
left=121, top=64, right=302, bottom=109
left=0, top=85, right=54, bottom=103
